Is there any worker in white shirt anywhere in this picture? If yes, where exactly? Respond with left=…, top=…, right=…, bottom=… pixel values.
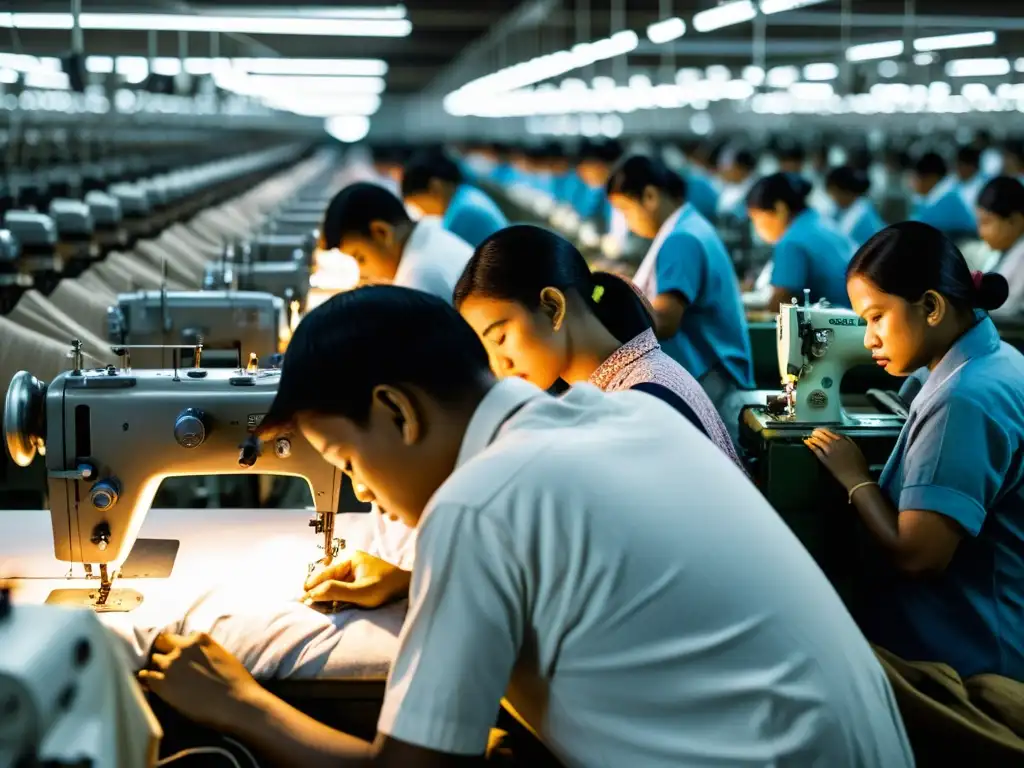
left=320, top=181, right=474, bottom=302
left=140, top=286, right=913, bottom=768
left=977, top=176, right=1024, bottom=319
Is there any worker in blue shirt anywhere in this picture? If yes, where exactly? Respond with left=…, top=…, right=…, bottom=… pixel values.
left=574, top=139, right=624, bottom=225
left=607, top=155, right=753, bottom=432
left=746, top=172, right=856, bottom=311
left=807, top=221, right=1024, bottom=682
left=826, top=165, right=886, bottom=247
left=909, top=151, right=979, bottom=239
left=401, top=150, right=508, bottom=249
left=715, top=147, right=759, bottom=221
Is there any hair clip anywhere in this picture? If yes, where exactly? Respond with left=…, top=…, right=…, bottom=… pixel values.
left=592, top=285, right=605, bottom=303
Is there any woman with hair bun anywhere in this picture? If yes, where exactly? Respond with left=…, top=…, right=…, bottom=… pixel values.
left=746, top=171, right=857, bottom=311
left=805, top=221, right=1024, bottom=681
left=454, top=224, right=743, bottom=466
left=976, top=175, right=1024, bottom=318
left=825, top=165, right=886, bottom=247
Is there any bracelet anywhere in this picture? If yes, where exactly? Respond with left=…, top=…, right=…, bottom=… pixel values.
left=848, top=480, right=878, bottom=504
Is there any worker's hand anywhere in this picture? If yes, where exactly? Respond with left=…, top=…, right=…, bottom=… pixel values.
left=139, top=632, right=261, bottom=731
left=804, top=428, right=872, bottom=491
left=303, top=550, right=411, bottom=609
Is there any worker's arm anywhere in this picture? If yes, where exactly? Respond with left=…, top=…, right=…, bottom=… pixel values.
left=651, top=291, right=688, bottom=339
left=649, top=232, right=704, bottom=339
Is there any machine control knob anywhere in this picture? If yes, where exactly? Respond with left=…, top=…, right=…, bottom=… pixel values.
left=174, top=408, right=207, bottom=448
left=89, top=480, right=120, bottom=512
left=274, top=437, right=292, bottom=458
left=90, top=521, right=112, bottom=550
left=238, top=435, right=261, bottom=468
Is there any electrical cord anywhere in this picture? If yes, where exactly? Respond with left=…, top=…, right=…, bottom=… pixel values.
left=156, top=745, right=240, bottom=767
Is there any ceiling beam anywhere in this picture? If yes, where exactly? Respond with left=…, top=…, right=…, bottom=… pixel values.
left=779, top=12, right=1024, bottom=32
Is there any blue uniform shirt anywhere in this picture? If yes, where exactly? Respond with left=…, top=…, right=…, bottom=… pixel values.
left=770, top=209, right=856, bottom=307
left=684, top=171, right=720, bottom=222
left=443, top=184, right=508, bottom=249
left=912, top=182, right=978, bottom=237
left=836, top=197, right=886, bottom=248
left=868, top=316, right=1024, bottom=680
left=642, top=205, right=754, bottom=389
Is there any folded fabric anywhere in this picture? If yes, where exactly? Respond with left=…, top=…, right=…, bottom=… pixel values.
left=8, top=289, right=118, bottom=367
left=874, top=644, right=1024, bottom=765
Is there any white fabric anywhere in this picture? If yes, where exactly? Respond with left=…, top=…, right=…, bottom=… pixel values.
left=993, top=236, right=1024, bottom=320
left=836, top=197, right=870, bottom=239
left=0, top=510, right=415, bottom=681
left=716, top=176, right=755, bottom=216
left=393, top=216, right=474, bottom=303
left=377, top=379, right=913, bottom=767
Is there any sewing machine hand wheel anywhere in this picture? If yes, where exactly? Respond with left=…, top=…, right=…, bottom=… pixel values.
left=4, top=370, right=47, bottom=467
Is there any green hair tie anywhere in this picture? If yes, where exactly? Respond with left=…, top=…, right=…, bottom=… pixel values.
left=592, top=285, right=605, bottom=303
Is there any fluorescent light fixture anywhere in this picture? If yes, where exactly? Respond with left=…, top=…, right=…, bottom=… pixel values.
left=151, top=58, right=182, bottom=76
left=257, top=93, right=381, bottom=117
left=233, top=58, right=387, bottom=76
left=846, top=40, right=904, bottom=62
left=226, top=6, right=406, bottom=20
left=789, top=82, right=833, bottom=99
left=0, top=12, right=411, bottom=37
left=766, top=65, right=799, bottom=87
left=1016, top=58, right=1024, bottom=73
left=239, top=75, right=386, bottom=94
left=913, top=31, right=996, bottom=52
left=647, top=16, right=686, bottom=44
left=759, top=0, right=826, bottom=13
left=115, top=57, right=149, bottom=84
left=692, top=0, right=756, bottom=33
left=0, top=68, right=17, bottom=84
left=23, top=70, right=69, bottom=90
left=803, top=62, right=838, bottom=81
left=742, top=65, right=765, bottom=85
left=877, top=60, right=900, bottom=78
left=945, top=58, right=1010, bottom=77
left=914, top=52, right=936, bottom=66
left=85, top=56, right=114, bottom=73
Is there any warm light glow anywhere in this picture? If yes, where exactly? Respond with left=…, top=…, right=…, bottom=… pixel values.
left=312, top=249, right=362, bottom=291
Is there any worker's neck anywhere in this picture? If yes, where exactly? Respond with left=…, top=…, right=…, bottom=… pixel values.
left=394, top=220, right=418, bottom=260
left=560, top=316, right=625, bottom=385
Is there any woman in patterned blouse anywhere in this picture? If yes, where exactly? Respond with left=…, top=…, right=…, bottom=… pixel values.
left=453, top=224, right=743, bottom=467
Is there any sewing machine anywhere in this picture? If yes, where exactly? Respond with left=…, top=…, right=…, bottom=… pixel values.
left=108, top=289, right=287, bottom=369
left=49, top=198, right=99, bottom=278
left=0, top=587, right=160, bottom=767
left=0, top=228, right=32, bottom=314
left=738, top=293, right=906, bottom=607
left=204, top=258, right=310, bottom=315
left=3, top=210, right=64, bottom=295
left=3, top=343, right=344, bottom=611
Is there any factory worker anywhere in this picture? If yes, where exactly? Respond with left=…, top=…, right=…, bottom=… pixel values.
left=142, top=285, right=913, bottom=768
left=826, top=165, right=886, bottom=247
left=399, top=150, right=507, bottom=249
left=715, top=146, right=758, bottom=220
left=573, top=139, right=630, bottom=249
left=453, top=224, right=742, bottom=467
left=806, top=222, right=1024, bottom=682
left=674, top=140, right=720, bottom=221
left=1003, top=139, right=1024, bottom=182
left=607, top=155, right=754, bottom=420
left=909, top=151, right=978, bottom=238
left=973, top=129, right=1004, bottom=178
left=746, top=172, right=856, bottom=310
left=977, top=176, right=1024, bottom=320
left=320, top=181, right=473, bottom=303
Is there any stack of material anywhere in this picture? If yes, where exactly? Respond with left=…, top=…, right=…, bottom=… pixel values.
left=0, top=316, right=78, bottom=413
left=47, top=279, right=121, bottom=341
left=6, top=290, right=118, bottom=367
left=91, top=252, right=187, bottom=293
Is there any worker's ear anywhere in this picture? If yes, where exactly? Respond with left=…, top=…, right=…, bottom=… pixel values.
left=640, top=185, right=661, bottom=213
left=774, top=200, right=790, bottom=220
left=538, top=286, right=568, bottom=332
left=920, top=290, right=947, bottom=327
left=427, top=178, right=448, bottom=199
left=367, top=220, right=396, bottom=249
left=371, top=385, right=421, bottom=445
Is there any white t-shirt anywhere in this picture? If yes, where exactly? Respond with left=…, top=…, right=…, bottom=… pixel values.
left=377, top=379, right=913, bottom=767
left=393, top=216, right=474, bottom=304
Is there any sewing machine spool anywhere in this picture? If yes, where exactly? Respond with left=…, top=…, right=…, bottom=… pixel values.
left=4, top=370, right=48, bottom=467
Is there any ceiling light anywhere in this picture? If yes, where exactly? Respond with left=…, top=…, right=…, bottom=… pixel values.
left=692, top=1, right=756, bottom=33
left=766, top=65, right=799, bottom=87
left=85, top=56, right=114, bottom=73
left=234, top=58, right=387, bottom=76
left=803, top=62, right=838, bottom=81
left=1015, top=58, right=1024, bottom=73
left=913, top=52, right=936, bottom=66
left=945, top=58, right=1010, bottom=77
left=913, top=31, right=996, bottom=52
left=742, top=65, right=765, bottom=85
left=23, top=70, right=69, bottom=90
left=0, top=12, right=411, bottom=37
left=258, top=93, right=381, bottom=117
left=325, top=115, right=371, bottom=143
left=759, top=0, right=826, bottom=13
left=877, top=60, right=900, bottom=78
left=846, top=40, right=904, bottom=62
left=238, top=75, right=386, bottom=94
left=789, top=82, right=833, bottom=99
left=647, top=17, right=686, bottom=44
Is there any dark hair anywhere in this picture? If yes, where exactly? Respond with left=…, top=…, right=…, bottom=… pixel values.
left=1004, top=139, right=1024, bottom=161
left=320, top=182, right=411, bottom=250
left=605, top=155, right=687, bottom=202
left=912, top=151, right=948, bottom=178
left=453, top=224, right=653, bottom=345
left=261, top=285, right=492, bottom=433
left=577, top=139, right=624, bottom=166
left=956, top=145, right=982, bottom=169
left=848, top=221, right=1009, bottom=312
left=721, top=146, right=757, bottom=171
left=977, top=176, right=1024, bottom=218
left=825, top=165, right=871, bottom=196
left=746, top=172, right=813, bottom=214
left=776, top=143, right=806, bottom=163
left=400, top=151, right=463, bottom=198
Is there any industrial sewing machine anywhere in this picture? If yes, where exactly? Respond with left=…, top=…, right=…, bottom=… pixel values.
left=738, top=293, right=907, bottom=608
left=3, top=210, right=64, bottom=295
left=3, top=343, right=344, bottom=611
left=0, top=587, right=160, bottom=767
left=108, top=288, right=288, bottom=369
left=203, top=249, right=311, bottom=314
